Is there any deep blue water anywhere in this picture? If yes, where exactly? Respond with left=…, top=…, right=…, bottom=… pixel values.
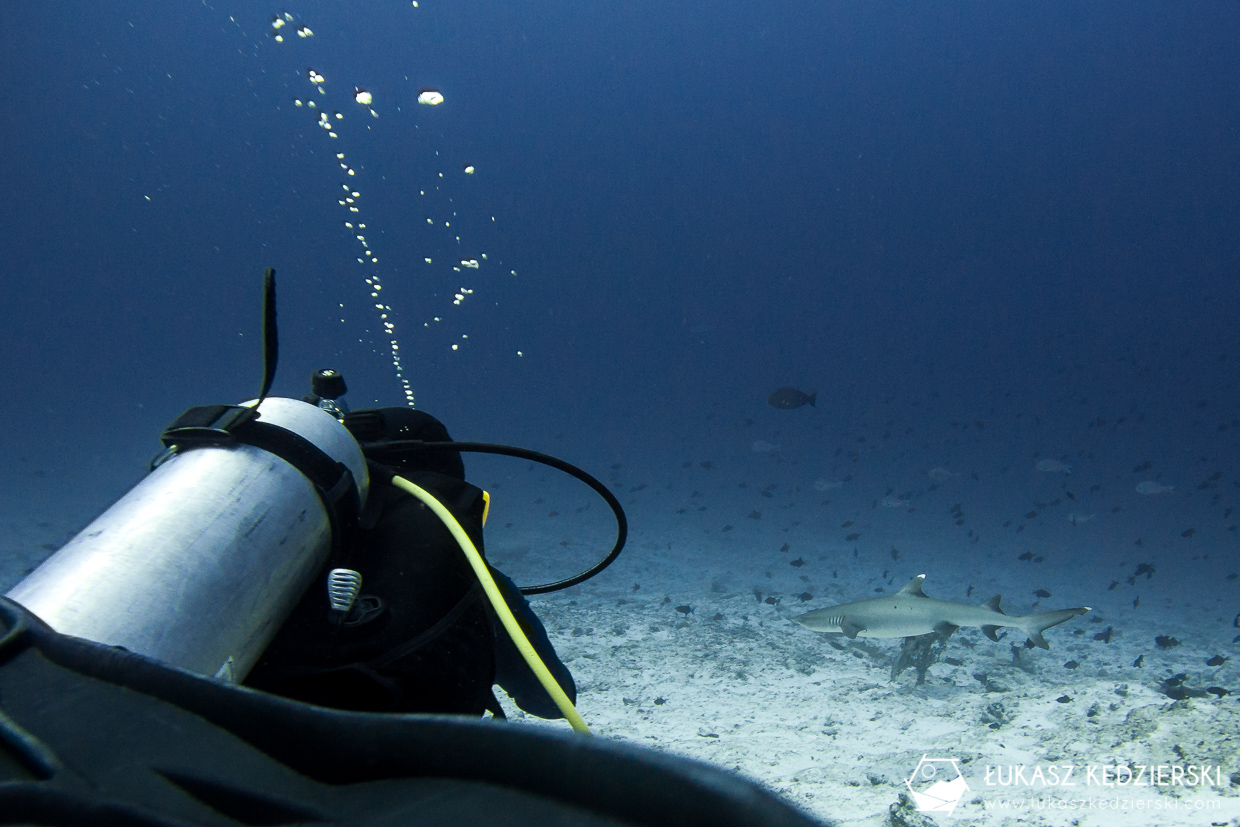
left=1, top=2, right=1238, bottom=619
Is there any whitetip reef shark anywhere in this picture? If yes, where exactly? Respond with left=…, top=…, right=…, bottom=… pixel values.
left=793, top=575, right=1090, bottom=649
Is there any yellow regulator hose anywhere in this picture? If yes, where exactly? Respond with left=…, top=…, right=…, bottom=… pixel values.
left=389, top=474, right=590, bottom=734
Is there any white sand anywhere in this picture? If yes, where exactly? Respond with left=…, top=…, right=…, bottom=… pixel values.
left=480, top=436, right=1240, bottom=827
left=500, top=577, right=1239, bottom=825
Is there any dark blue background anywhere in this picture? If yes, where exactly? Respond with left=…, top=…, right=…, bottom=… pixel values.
left=2, top=1, right=1237, bottom=564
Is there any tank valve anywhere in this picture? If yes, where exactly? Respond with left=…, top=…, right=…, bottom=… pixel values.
left=311, top=369, right=349, bottom=419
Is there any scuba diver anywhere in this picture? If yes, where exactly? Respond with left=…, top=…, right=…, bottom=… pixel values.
left=0, top=270, right=821, bottom=826
left=245, top=396, right=583, bottom=724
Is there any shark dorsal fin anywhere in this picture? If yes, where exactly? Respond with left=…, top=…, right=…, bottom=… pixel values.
left=983, top=595, right=1004, bottom=614
left=898, top=575, right=927, bottom=597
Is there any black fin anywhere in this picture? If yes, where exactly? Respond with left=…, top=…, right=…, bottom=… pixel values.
left=257, top=268, right=278, bottom=404
left=982, top=624, right=1004, bottom=642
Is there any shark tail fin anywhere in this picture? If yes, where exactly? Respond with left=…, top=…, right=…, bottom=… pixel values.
left=1021, top=607, right=1091, bottom=649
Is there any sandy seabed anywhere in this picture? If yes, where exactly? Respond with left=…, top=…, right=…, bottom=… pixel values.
left=499, top=573, right=1240, bottom=827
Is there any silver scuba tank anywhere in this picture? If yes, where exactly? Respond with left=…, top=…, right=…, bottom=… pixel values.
left=5, top=396, right=368, bottom=682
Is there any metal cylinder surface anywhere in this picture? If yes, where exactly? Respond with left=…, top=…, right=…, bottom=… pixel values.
left=6, top=398, right=368, bottom=681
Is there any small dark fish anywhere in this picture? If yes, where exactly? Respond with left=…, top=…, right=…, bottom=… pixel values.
left=1018, top=551, right=1033, bottom=561
left=1181, top=528, right=1196, bottom=538
left=1206, top=655, right=1228, bottom=667
left=789, top=557, right=805, bottom=568
left=1134, top=563, right=1155, bottom=579
left=1206, top=686, right=1230, bottom=697
left=1094, top=627, right=1113, bottom=643
left=768, top=387, right=816, bottom=409
left=797, top=591, right=813, bottom=602
left=779, top=543, right=790, bottom=552
left=748, top=510, right=761, bottom=519
left=1034, top=588, right=1051, bottom=598
left=675, top=604, right=694, bottom=615
left=1155, top=635, right=1180, bottom=649
left=845, top=532, right=860, bottom=541
left=1133, top=654, right=1144, bottom=668
left=1159, top=673, right=1206, bottom=700
left=1064, top=660, right=1079, bottom=669
left=1055, top=695, right=1072, bottom=703
left=764, top=596, right=780, bottom=606
left=1025, top=511, right=1038, bottom=519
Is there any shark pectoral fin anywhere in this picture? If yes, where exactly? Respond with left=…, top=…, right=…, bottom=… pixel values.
left=982, top=595, right=1004, bottom=614
left=841, top=618, right=865, bottom=639
left=933, top=622, right=959, bottom=639
left=982, top=624, right=1005, bottom=642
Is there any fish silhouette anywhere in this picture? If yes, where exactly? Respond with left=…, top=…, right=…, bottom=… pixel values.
left=768, top=387, right=816, bottom=409
left=1135, top=481, right=1174, bottom=495
left=1035, top=459, right=1072, bottom=474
